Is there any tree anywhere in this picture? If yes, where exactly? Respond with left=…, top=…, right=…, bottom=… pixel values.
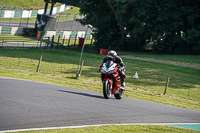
left=66, top=0, right=200, bottom=54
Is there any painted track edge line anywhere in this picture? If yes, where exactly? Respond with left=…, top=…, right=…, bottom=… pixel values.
left=1, top=123, right=200, bottom=133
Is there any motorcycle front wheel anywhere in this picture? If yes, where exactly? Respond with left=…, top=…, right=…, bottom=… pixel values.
left=103, top=80, right=111, bottom=99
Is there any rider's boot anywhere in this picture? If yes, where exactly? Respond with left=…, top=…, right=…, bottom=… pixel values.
left=120, top=79, right=125, bottom=91
left=119, top=69, right=126, bottom=91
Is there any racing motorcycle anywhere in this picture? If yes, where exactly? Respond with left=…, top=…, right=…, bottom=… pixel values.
left=100, top=60, right=124, bottom=99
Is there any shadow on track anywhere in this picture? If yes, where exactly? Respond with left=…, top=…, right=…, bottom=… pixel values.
left=57, top=90, right=104, bottom=99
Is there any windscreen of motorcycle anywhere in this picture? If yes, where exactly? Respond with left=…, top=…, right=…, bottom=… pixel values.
left=105, top=60, right=114, bottom=68
left=101, top=60, right=117, bottom=74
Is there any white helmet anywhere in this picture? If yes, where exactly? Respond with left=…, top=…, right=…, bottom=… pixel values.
left=107, top=50, right=117, bottom=61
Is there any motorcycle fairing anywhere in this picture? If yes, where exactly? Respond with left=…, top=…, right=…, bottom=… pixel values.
left=112, top=74, right=120, bottom=94
left=101, top=60, right=117, bottom=74
left=100, top=59, right=124, bottom=99
left=100, top=60, right=121, bottom=94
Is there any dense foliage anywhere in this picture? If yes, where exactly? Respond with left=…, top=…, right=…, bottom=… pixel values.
left=68, top=0, right=200, bottom=54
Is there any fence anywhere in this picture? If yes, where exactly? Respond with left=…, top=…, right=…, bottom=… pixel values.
left=0, top=30, right=94, bottom=48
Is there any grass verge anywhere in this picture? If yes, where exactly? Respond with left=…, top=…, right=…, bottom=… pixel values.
left=0, top=35, right=39, bottom=43
left=119, top=51, right=200, bottom=64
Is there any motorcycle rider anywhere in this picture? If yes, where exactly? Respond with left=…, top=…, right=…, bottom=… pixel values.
left=100, top=50, right=126, bottom=90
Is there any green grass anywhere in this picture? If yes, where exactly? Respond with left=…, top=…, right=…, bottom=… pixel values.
left=60, top=7, right=80, bottom=15
left=0, top=17, right=37, bottom=23
left=0, top=47, right=199, bottom=112
left=0, top=0, right=62, bottom=10
left=9, top=125, right=200, bottom=133
left=119, top=51, right=200, bottom=64
left=54, top=7, right=82, bottom=21
left=0, top=35, right=39, bottom=43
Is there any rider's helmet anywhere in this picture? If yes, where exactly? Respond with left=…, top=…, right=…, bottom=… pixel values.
left=107, top=50, right=117, bottom=61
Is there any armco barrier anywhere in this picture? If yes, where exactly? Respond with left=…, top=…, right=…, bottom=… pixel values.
left=38, top=31, right=92, bottom=39
left=0, top=26, right=24, bottom=35
left=55, top=31, right=64, bottom=38
left=1, top=27, right=12, bottom=35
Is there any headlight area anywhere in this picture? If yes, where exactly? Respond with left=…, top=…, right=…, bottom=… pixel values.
left=108, top=70, right=114, bottom=74
left=101, top=69, right=106, bottom=73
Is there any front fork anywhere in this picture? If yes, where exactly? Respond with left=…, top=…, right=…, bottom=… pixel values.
left=103, top=78, right=113, bottom=92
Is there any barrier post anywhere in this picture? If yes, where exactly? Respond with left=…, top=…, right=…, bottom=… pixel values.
left=2, top=39, right=4, bottom=46
left=57, top=35, right=60, bottom=48
left=51, top=35, right=54, bottom=49
left=36, top=54, right=43, bottom=72
left=62, top=35, right=65, bottom=48
left=164, top=76, right=170, bottom=95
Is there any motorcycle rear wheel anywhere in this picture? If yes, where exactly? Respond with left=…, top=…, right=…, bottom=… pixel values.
left=103, top=80, right=111, bottom=99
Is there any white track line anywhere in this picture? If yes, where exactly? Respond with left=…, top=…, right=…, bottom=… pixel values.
left=1, top=123, right=200, bottom=133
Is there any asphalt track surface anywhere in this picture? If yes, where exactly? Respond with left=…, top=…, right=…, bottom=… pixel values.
left=0, top=78, right=200, bottom=131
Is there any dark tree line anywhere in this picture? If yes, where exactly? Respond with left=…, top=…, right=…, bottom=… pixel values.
left=66, top=0, right=200, bottom=54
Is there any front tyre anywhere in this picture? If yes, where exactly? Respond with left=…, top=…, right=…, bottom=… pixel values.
left=103, top=80, right=111, bottom=99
